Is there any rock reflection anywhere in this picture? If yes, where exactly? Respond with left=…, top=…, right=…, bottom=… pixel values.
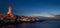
left=1, top=23, right=31, bottom=28
left=2, top=24, right=16, bottom=28
left=14, top=23, right=31, bottom=28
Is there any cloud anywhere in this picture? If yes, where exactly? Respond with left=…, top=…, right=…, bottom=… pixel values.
left=26, top=13, right=55, bottom=17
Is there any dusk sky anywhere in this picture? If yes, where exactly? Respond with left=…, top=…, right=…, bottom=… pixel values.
left=0, top=0, right=60, bottom=17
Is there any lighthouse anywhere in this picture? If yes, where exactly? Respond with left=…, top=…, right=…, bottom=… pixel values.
left=7, top=6, right=12, bottom=15
left=7, top=6, right=17, bottom=20
left=7, top=6, right=14, bottom=17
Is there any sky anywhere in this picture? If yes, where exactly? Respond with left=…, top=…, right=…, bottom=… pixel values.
left=0, top=0, right=60, bottom=17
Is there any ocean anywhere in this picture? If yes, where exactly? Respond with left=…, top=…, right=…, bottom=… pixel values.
left=1, top=19, right=60, bottom=28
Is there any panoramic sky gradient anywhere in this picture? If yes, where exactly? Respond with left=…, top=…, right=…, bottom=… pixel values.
left=0, top=0, right=60, bottom=17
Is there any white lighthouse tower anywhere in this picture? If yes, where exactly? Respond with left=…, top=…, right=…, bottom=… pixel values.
left=7, top=6, right=12, bottom=15
left=7, top=6, right=16, bottom=20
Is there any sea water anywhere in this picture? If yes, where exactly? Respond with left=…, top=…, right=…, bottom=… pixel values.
left=1, top=19, right=60, bottom=28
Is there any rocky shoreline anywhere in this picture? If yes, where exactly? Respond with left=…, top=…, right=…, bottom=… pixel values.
left=0, top=14, right=40, bottom=25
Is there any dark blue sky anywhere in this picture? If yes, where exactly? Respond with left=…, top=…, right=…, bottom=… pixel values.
left=0, top=0, right=60, bottom=17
